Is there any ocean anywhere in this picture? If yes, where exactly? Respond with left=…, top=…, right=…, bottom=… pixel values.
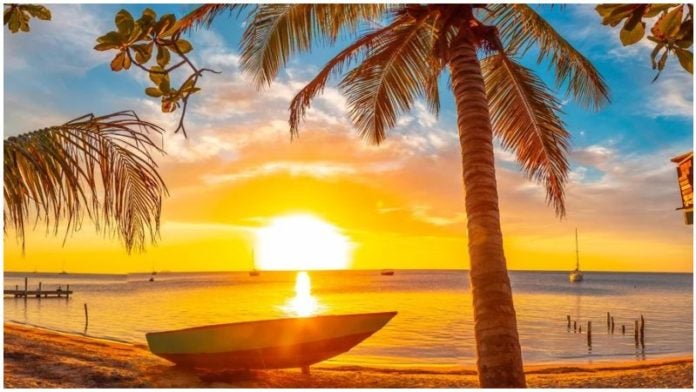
left=3, top=270, right=692, bottom=367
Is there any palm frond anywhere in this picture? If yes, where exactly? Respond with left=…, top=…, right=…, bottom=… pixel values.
left=339, top=14, right=441, bottom=144
left=482, top=54, right=570, bottom=217
left=178, top=4, right=251, bottom=33
left=240, top=4, right=389, bottom=88
left=4, top=111, right=168, bottom=253
left=289, top=17, right=407, bottom=137
left=488, top=4, right=610, bottom=110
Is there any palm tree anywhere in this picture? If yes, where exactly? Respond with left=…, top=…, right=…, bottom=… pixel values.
left=4, top=111, right=168, bottom=254
left=180, top=4, right=609, bottom=387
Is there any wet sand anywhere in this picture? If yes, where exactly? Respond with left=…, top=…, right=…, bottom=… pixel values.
left=4, top=322, right=693, bottom=388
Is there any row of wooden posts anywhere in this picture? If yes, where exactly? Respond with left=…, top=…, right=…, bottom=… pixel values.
left=5, top=277, right=72, bottom=299
left=566, top=312, right=646, bottom=348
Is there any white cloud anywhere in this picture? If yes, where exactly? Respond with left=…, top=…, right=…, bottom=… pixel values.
left=4, top=4, right=111, bottom=75
left=644, top=70, right=694, bottom=118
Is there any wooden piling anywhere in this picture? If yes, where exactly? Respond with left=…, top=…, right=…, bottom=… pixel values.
left=24, top=277, right=28, bottom=297
left=573, top=320, right=577, bottom=333
left=84, top=303, right=89, bottom=331
left=15, top=285, right=18, bottom=297
left=567, top=315, right=571, bottom=330
left=588, top=321, right=592, bottom=347
left=579, top=325, right=582, bottom=333
left=622, top=325, right=626, bottom=335
left=634, top=320, right=639, bottom=346
left=607, top=312, right=610, bottom=330
left=611, top=316, right=615, bottom=334
left=36, top=282, right=42, bottom=298
left=640, top=315, right=645, bottom=348
left=66, top=285, right=70, bottom=299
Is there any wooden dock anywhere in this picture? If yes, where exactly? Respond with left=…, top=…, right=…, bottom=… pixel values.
left=4, top=277, right=72, bottom=299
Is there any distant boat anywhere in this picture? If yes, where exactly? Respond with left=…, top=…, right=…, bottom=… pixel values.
left=249, top=249, right=260, bottom=276
left=59, top=271, right=68, bottom=275
left=380, top=269, right=395, bottom=276
left=569, top=228, right=584, bottom=283
left=146, top=311, right=397, bottom=371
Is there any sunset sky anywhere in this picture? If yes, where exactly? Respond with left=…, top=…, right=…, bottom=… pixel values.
left=4, top=4, right=693, bottom=273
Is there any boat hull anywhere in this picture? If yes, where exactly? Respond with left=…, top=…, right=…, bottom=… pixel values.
left=146, top=311, right=396, bottom=370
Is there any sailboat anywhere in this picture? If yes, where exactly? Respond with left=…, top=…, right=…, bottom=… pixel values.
left=249, top=249, right=260, bottom=277
left=569, top=228, right=584, bottom=283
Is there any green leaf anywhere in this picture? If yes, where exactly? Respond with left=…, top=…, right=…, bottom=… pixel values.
left=97, top=31, right=123, bottom=45
left=172, top=39, right=193, bottom=54
left=115, top=9, right=134, bottom=35
left=156, top=46, right=170, bottom=67
left=94, top=42, right=120, bottom=51
left=148, top=65, right=169, bottom=85
left=155, top=14, right=175, bottom=36
left=652, top=5, right=684, bottom=40
left=620, top=21, right=645, bottom=46
left=644, top=4, right=679, bottom=18
left=7, top=11, right=20, bottom=33
left=159, top=79, right=171, bottom=94
left=657, top=49, right=669, bottom=70
left=110, top=52, right=126, bottom=72
left=676, top=39, right=693, bottom=49
left=145, top=87, right=163, bottom=97
left=23, top=5, right=51, bottom=20
left=122, top=51, right=132, bottom=70
left=142, top=8, right=156, bottom=20
left=651, top=43, right=665, bottom=68
left=675, top=48, right=693, bottom=73
left=127, top=23, right=143, bottom=43
left=599, top=4, right=639, bottom=27
left=132, top=43, right=153, bottom=63
left=4, top=7, right=12, bottom=25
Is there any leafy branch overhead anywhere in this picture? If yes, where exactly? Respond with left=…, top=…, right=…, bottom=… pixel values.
left=4, top=111, right=168, bottom=254
left=597, top=4, right=693, bottom=80
left=95, top=9, right=219, bottom=136
left=3, top=4, right=50, bottom=33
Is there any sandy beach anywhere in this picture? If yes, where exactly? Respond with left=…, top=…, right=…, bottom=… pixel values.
left=3, top=322, right=692, bottom=388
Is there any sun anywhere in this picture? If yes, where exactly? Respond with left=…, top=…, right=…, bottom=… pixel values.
left=254, top=214, right=352, bottom=271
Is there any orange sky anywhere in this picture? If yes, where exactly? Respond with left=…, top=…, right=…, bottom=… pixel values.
left=4, top=121, right=692, bottom=273
left=3, top=8, right=693, bottom=274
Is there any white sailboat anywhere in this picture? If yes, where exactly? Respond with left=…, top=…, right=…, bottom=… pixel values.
left=569, top=228, right=584, bottom=283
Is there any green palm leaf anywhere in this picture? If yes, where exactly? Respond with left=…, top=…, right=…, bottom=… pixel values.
left=4, top=111, right=168, bottom=253
left=488, top=4, right=610, bottom=110
left=482, top=54, right=570, bottom=217
left=339, top=13, right=440, bottom=144
left=240, top=4, right=389, bottom=87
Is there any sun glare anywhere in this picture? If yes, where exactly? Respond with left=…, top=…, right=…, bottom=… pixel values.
left=255, top=214, right=351, bottom=271
left=284, top=271, right=320, bottom=317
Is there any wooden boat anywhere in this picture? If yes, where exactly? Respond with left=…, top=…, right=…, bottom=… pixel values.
left=146, top=311, right=397, bottom=371
left=380, top=269, right=394, bottom=276
left=569, top=228, right=584, bottom=283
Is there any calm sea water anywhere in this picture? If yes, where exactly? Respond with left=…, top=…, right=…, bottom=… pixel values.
left=3, top=270, right=692, bottom=367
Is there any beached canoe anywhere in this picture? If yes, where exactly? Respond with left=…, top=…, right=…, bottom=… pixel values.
left=145, top=311, right=397, bottom=371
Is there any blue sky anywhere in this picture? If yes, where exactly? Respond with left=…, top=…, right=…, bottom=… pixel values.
left=4, top=4, right=693, bottom=273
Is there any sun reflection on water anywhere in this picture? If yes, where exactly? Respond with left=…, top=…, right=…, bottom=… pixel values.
left=283, top=271, right=323, bottom=317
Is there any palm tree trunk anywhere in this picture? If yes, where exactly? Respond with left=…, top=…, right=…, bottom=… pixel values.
left=448, top=36, right=527, bottom=387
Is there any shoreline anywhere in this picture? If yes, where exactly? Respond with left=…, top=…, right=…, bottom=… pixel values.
left=4, top=322, right=693, bottom=388
left=6, top=320, right=691, bottom=369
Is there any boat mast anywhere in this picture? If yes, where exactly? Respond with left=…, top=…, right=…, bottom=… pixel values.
left=575, top=228, right=580, bottom=271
